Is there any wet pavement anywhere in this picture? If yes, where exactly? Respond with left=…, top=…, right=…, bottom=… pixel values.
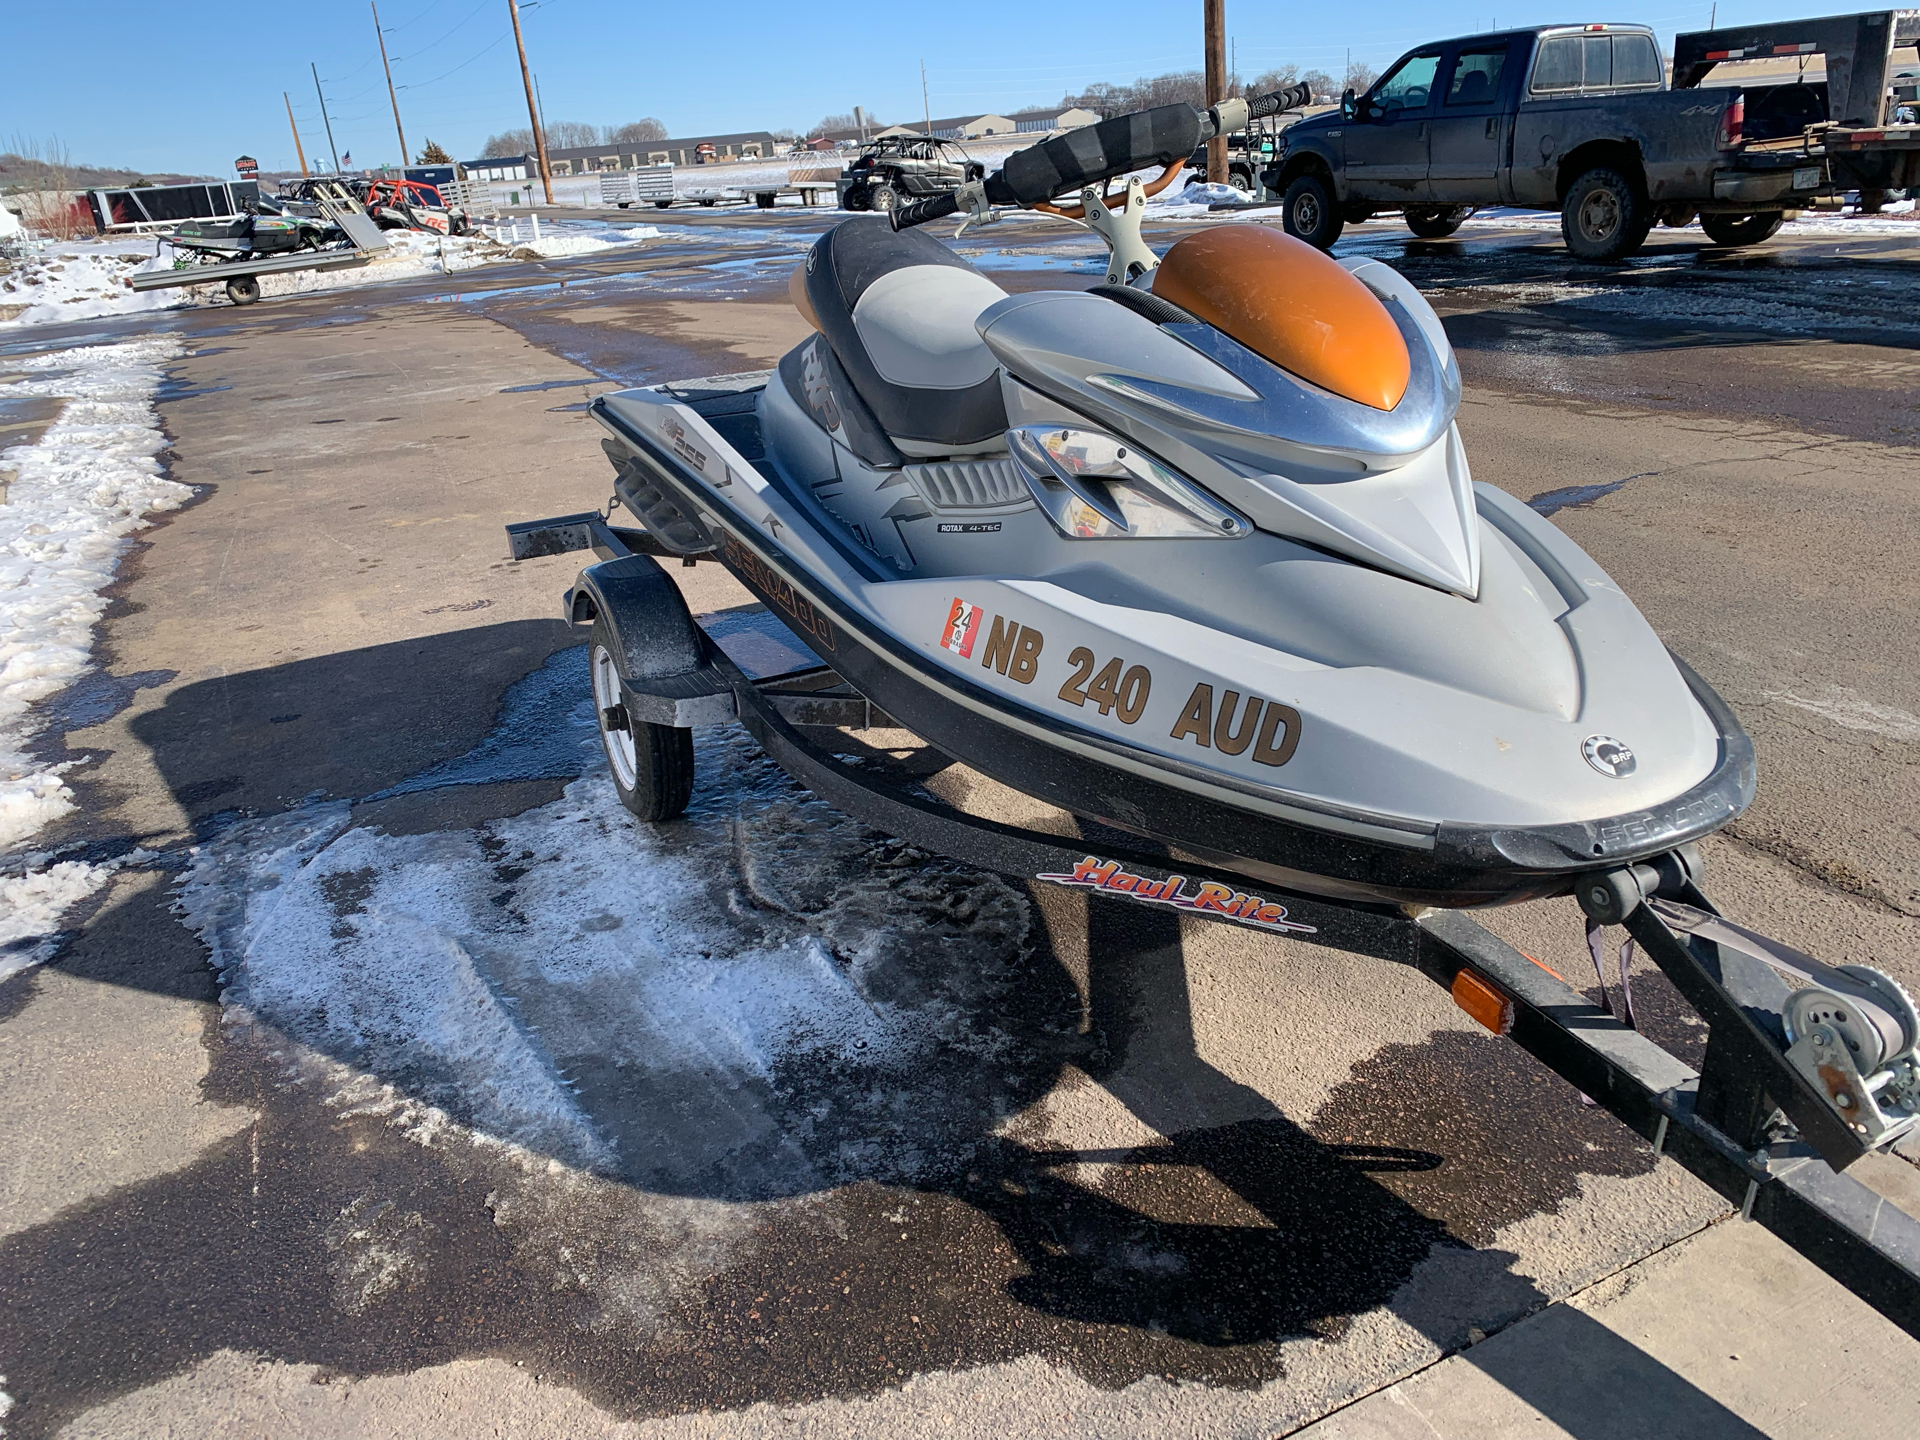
left=0, top=203, right=1916, bottom=1438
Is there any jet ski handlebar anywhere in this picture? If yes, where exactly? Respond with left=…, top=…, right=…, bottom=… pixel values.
left=890, top=83, right=1313, bottom=231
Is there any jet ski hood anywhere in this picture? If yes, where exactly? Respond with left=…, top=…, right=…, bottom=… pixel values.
left=976, top=254, right=1478, bottom=597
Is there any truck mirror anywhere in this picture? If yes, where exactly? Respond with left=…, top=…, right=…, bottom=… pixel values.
left=1341, top=88, right=1358, bottom=120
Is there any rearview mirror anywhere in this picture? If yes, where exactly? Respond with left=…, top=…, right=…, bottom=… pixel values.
left=1341, top=88, right=1358, bottom=121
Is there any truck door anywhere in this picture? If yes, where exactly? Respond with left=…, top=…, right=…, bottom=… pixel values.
left=1344, top=50, right=1442, bottom=201
left=1428, top=40, right=1518, bottom=202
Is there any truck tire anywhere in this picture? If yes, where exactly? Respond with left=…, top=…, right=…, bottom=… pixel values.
left=1282, top=174, right=1344, bottom=250
left=1699, top=211, right=1784, bottom=247
left=1561, top=167, right=1649, bottom=262
left=1404, top=205, right=1470, bottom=238
left=591, top=620, right=695, bottom=822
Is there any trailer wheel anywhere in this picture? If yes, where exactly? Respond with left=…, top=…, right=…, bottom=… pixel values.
left=225, top=275, right=261, bottom=306
left=1404, top=205, right=1470, bottom=239
left=1700, top=211, right=1784, bottom=247
left=1561, top=167, right=1648, bottom=262
left=1282, top=174, right=1343, bottom=250
left=591, top=625, right=694, bottom=822
left=654, top=200, right=672, bottom=209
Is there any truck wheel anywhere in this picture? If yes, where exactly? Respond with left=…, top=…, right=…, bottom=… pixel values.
left=1561, top=168, right=1648, bottom=262
left=1699, top=211, right=1784, bottom=247
left=1282, top=174, right=1344, bottom=250
left=868, top=184, right=898, bottom=213
left=1404, top=205, right=1470, bottom=238
left=225, top=275, right=261, bottom=306
left=591, top=623, right=694, bottom=822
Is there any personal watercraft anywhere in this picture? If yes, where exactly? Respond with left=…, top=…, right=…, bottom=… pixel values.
left=575, top=86, right=1751, bottom=912
left=508, top=89, right=1920, bottom=1278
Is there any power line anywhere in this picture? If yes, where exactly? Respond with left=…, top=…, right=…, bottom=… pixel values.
left=395, top=32, right=511, bottom=88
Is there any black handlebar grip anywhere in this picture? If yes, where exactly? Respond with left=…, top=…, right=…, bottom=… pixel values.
left=1247, top=83, right=1313, bottom=119
left=890, top=190, right=961, bottom=230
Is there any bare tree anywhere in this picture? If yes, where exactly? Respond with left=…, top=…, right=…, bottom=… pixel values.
left=1247, top=65, right=1299, bottom=96
left=1300, top=69, right=1337, bottom=101
left=1344, top=60, right=1380, bottom=94
left=1061, top=70, right=1209, bottom=118
left=2, top=135, right=87, bottom=241
left=606, top=118, right=668, bottom=144
left=810, top=111, right=883, bottom=138
left=482, top=128, right=535, bottom=157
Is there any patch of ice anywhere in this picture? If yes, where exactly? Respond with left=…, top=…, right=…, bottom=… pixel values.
left=0, top=338, right=189, bottom=848
left=176, top=727, right=1034, bottom=1191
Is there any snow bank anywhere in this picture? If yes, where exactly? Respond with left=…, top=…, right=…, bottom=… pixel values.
left=0, top=337, right=187, bottom=976
left=0, top=222, right=661, bottom=330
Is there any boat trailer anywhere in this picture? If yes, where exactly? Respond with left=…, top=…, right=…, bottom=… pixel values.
left=509, top=506, right=1920, bottom=1342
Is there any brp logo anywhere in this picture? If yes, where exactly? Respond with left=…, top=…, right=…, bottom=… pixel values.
left=1582, top=735, right=1636, bottom=778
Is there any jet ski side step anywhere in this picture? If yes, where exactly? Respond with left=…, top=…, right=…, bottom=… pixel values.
left=504, top=508, right=1920, bottom=1344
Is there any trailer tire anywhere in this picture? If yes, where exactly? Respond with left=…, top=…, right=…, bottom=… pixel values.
left=591, top=620, right=695, bottom=822
left=225, top=275, right=261, bottom=306
left=1561, top=167, right=1648, bottom=262
left=654, top=200, right=672, bottom=209
left=1405, top=205, right=1469, bottom=238
left=1700, top=211, right=1784, bottom=247
left=1282, top=173, right=1343, bottom=250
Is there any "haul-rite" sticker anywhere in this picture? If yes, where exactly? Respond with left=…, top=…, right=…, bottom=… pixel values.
left=1035, top=855, right=1317, bottom=935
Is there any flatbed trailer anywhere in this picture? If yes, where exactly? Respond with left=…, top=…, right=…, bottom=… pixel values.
left=128, top=245, right=371, bottom=306
left=505, top=448, right=1920, bottom=1343
left=129, top=180, right=390, bottom=306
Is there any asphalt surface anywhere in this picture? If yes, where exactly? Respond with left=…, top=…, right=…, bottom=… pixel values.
left=0, top=204, right=1917, bottom=1438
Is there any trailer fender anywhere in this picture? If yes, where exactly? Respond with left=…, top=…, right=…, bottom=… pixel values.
left=568, top=553, right=736, bottom=726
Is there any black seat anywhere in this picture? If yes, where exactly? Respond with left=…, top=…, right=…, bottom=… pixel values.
left=800, top=220, right=1009, bottom=452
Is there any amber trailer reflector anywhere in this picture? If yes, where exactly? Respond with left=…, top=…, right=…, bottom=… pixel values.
left=1151, top=225, right=1412, bottom=412
left=1451, top=968, right=1515, bottom=1035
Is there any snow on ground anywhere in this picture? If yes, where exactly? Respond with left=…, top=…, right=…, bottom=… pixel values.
left=0, top=222, right=662, bottom=330
left=178, top=706, right=1035, bottom=1191
left=0, top=336, right=188, bottom=976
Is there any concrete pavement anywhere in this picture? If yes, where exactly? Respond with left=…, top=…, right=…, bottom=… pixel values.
left=0, top=208, right=1916, bottom=1438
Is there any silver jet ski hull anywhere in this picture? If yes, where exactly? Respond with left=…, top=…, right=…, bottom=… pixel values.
left=587, top=380, right=1753, bottom=909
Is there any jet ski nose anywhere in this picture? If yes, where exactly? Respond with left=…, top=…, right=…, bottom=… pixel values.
left=1151, top=226, right=1411, bottom=412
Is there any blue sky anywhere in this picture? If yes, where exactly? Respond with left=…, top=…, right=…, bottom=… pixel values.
left=3, top=0, right=1840, bottom=176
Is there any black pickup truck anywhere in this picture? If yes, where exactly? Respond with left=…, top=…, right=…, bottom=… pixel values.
left=1268, top=12, right=1919, bottom=260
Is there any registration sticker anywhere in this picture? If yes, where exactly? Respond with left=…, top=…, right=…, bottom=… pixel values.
left=939, top=597, right=983, bottom=658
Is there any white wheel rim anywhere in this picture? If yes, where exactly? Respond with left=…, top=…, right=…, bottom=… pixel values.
left=592, top=644, right=639, bottom=790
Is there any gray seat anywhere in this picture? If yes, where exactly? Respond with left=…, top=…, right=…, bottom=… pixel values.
left=801, top=220, right=1009, bottom=452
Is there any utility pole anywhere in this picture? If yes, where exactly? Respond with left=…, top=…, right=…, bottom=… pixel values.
left=373, top=0, right=408, bottom=164
left=312, top=62, right=342, bottom=174
left=284, top=91, right=310, bottom=177
left=534, top=72, right=549, bottom=145
left=508, top=0, right=554, bottom=204
left=922, top=60, right=933, bottom=138
left=1204, top=0, right=1227, bottom=182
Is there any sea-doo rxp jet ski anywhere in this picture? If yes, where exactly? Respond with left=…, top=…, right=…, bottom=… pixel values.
left=575, top=87, right=1751, bottom=911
